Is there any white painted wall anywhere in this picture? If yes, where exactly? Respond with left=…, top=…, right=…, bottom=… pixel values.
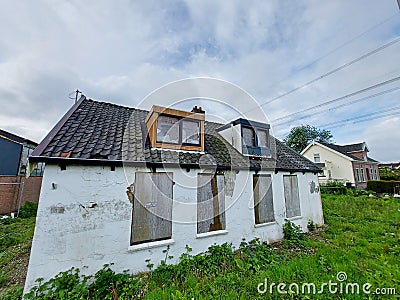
left=24, top=164, right=323, bottom=292
left=217, top=124, right=243, bottom=154
left=302, top=143, right=355, bottom=184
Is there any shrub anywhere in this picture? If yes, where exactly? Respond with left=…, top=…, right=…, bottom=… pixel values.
left=18, top=202, right=38, bottom=218
left=307, top=220, right=316, bottom=232
left=283, top=220, right=307, bottom=249
left=367, top=180, right=400, bottom=194
left=320, top=181, right=347, bottom=195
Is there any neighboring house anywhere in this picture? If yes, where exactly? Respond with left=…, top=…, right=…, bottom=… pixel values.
left=0, top=129, right=44, bottom=176
left=301, top=141, right=380, bottom=189
left=25, top=96, right=323, bottom=292
left=0, top=129, right=44, bottom=214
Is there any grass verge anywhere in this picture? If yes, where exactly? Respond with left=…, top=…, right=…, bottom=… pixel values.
left=1, top=195, right=399, bottom=299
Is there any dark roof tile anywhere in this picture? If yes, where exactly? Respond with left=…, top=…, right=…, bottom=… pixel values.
left=33, top=98, right=320, bottom=172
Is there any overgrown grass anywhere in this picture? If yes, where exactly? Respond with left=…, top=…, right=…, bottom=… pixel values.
left=1, top=196, right=399, bottom=299
left=0, top=203, right=37, bottom=300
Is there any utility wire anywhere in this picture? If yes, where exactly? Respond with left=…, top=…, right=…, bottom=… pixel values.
left=277, top=109, right=400, bottom=138
left=271, top=75, right=400, bottom=123
left=320, top=104, right=400, bottom=128
left=240, top=34, right=400, bottom=116
left=261, top=13, right=398, bottom=93
left=325, top=111, right=400, bottom=129
left=273, top=85, right=400, bottom=126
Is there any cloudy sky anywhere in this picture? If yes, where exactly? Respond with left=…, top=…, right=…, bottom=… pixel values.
left=0, top=1, right=399, bottom=162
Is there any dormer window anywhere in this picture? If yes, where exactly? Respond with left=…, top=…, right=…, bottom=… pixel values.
left=216, top=118, right=271, bottom=157
left=146, top=105, right=205, bottom=151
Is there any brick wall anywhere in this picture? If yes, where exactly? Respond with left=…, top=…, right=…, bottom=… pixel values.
left=0, top=176, right=42, bottom=215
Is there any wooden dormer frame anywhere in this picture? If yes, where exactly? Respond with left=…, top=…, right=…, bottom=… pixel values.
left=145, top=105, right=205, bottom=151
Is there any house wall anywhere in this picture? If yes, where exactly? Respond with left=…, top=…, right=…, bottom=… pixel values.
left=24, top=164, right=323, bottom=293
left=302, top=144, right=354, bottom=184
left=352, top=162, right=380, bottom=189
left=0, top=176, right=43, bottom=215
left=217, top=124, right=242, bottom=154
left=350, top=150, right=365, bottom=161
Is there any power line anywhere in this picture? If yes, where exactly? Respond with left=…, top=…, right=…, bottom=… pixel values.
left=241, top=35, right=400, bottom=115
left=273, top=85, right=400, bottom=126
left=271, top=75, right=400, bottom=123
left=320, top=104, right=400, bottom=128
left=325, top=111, right=400, bottom=129
left=262, top=13, right=398, bottom=93
left=277, top=108, right=400, bottom=138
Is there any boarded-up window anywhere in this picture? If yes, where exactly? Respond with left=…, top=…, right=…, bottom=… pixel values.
left=253, top=175, right=274, bottom=224
left=131, top=172, right=173, bottom=245
left=197, top=174, right=225, bottom=234
left=283, top=175, right=301, bottom=218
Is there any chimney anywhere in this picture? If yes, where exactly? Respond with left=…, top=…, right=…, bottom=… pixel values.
left=191, top=106, right=205, bottom=114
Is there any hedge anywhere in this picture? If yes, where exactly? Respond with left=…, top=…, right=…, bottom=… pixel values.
left=366, top=180, right=400, bottom=194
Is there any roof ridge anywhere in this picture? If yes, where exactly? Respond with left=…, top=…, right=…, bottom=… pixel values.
left=86, top=98, right=150, bottom=113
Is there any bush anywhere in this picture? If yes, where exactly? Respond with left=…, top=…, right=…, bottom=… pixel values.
left=367, top=180, right=400, bottom=194
left=18, top=202, right=38, bottom=218
left=320, top=182, right=347, bottom=195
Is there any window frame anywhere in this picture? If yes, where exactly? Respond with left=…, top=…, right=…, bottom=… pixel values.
left=197, top=173, right=226, bottom=235
left=156, top=114, right=201, bottom=147
left=360, top=168, right=365, bottom=182
left=257, top=129, right=270, bottom=148
left=356, top=168, right=361, bottom=182
left=283, top=175, right=301, bottom=218
left=241, top=126, right=256, bottom=147
left=253, top=174, right=275, bottom=225
left=130, top=172, right=174, bottom=246
left=313, top=153, right=321, bottom=163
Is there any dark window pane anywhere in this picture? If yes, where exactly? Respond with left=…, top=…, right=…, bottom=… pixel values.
left=157, top=116, right=179, bottom=143
left=182, top=120, right=200, bottom=144
left=242, top=127, right=255, bottom=147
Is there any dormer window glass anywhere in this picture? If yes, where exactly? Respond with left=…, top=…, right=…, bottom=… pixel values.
left=258, top=129, right=269, bottom=148
left=156, top=116, right=180, bottom=144
left=182, top=120, right=200, bottom=144
left=242, top=127, right=256, bottom=147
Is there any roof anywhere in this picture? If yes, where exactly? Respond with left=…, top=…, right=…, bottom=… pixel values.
left=319, top=142, right=378, bottom=163
left=30, top=97, right=321, bottom=172
left=0, top=129, right=38, bottom=146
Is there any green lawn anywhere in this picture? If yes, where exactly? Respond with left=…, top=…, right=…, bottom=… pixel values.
left=0, top=217, right=35, bottom=299
left=1, top=195, right=399, bottom=299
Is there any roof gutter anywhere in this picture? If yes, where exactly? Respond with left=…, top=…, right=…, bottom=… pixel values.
left=29, top=156, right=321, bottom=173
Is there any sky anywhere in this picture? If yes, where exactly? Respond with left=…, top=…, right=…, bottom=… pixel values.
left=0, top=0, right=399, bottom=162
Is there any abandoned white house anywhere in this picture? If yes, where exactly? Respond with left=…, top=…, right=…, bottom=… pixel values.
left=25, top=96, right=324, bottom=291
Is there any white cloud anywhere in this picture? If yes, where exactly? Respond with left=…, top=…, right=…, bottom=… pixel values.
left=0, top=0, right=399, bottom=161
left=363, top=117, right=400, bottom=162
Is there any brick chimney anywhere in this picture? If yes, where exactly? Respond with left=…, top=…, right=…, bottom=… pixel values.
left=191, top=106, right=205, bottom=114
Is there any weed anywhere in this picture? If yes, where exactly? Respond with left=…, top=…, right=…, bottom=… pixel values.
left=307, top=219, right=316, bottom=232
left=2, top=195, right=400, bottom=299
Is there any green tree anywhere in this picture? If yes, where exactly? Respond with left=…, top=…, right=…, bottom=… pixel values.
left=284, top=125, right=333, bottom=152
